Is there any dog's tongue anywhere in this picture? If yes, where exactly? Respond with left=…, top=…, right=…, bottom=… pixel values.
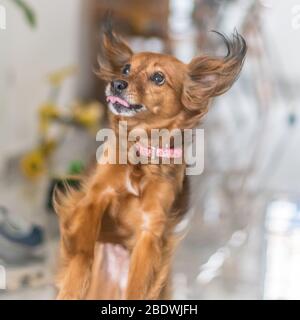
left=106, top=96, right=130, bottom=108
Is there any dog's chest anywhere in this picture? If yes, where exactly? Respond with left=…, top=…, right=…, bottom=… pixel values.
left=124, top=171, right=140, bottom=196
left=122, top=167, right=148, bottom=197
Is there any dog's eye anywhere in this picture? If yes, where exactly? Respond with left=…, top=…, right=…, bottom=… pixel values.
left=150, top=72, right=165, bottom=86
left=122, top=64, right=131, bottom=76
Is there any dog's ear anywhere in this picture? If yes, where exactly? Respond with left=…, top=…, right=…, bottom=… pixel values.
left=97, top=14, right=133, bottom=80
left=182, top=31, right=247, bottom=112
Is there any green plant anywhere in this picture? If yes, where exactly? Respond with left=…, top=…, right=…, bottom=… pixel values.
left=9, top=0, right=36, bottom=27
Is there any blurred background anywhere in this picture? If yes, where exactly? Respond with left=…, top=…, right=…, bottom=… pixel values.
left=0, top=0, right=300, bottom=299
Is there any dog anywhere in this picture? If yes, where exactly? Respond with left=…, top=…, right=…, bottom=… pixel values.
left=55, top=20, right=246, bottom=300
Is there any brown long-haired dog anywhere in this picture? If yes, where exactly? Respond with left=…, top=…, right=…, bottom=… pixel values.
left=55, top=20, right=246, bottom=299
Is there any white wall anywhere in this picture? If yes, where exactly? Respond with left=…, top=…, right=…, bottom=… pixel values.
left=0, top=0, right=83, bottom=170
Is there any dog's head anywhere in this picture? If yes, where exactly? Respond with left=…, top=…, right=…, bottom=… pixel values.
left=97, top=22, right=247, bottom=130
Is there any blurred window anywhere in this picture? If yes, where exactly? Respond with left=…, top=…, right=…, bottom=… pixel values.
left=264, top=199, right=300, bottom=299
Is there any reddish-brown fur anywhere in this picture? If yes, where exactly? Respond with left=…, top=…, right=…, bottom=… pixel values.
left=55, top=21, right=246, bottom=300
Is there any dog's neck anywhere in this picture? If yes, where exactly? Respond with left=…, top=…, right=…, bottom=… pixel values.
left=108, top=116, right=185, bottom=165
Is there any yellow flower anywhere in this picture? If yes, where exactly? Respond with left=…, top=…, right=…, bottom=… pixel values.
left=38, top=103, right=60, bottom=134
left=20, top=150, right=46, bottom=179
left=72, top=101, right=104, bottom=131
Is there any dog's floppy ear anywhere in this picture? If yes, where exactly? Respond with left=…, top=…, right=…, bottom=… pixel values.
left=97, top=14, right=133, bottom=80
left=182, top=31, right=247, bottom=111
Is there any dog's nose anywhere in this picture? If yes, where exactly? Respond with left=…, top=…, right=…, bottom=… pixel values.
left=111, top=80, right=128, bottom=94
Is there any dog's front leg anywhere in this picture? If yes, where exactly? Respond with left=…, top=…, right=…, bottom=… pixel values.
left=56, top=192, right=112, bottom=300
left=125, top=181, right=175, bottom=300
left=55, top=167, right=115, bottom=300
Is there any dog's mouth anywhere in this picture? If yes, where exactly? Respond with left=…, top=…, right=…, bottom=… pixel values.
left=106, top=96, right=145, bottom=117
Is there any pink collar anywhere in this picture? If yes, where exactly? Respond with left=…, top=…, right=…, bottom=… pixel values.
left=136, top=143, right=183, bottom=159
